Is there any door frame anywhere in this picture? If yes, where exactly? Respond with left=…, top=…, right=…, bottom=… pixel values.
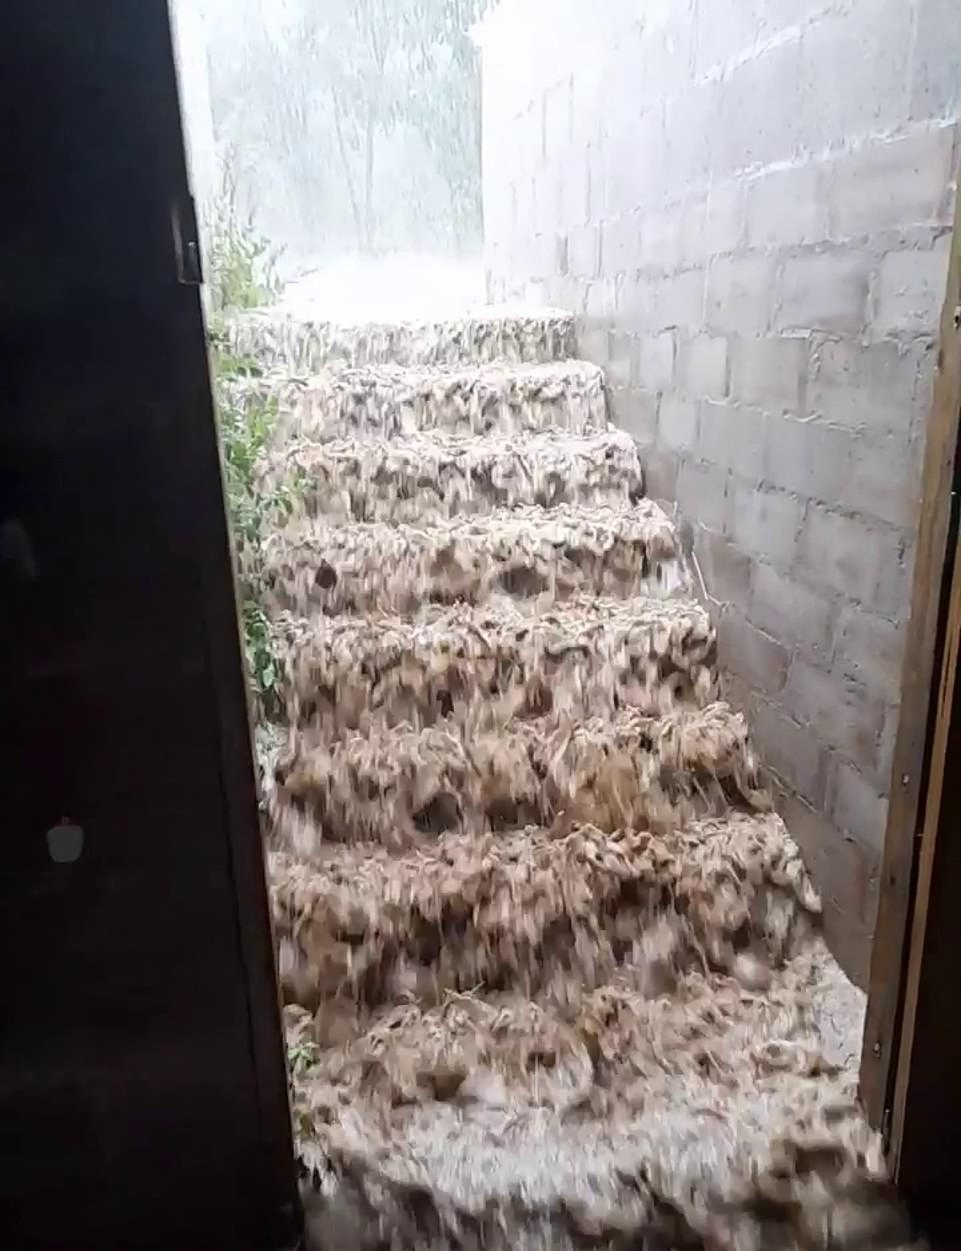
left=860, top=182, right=961, bottom=1155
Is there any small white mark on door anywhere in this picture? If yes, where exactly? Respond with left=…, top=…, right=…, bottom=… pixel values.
left=46, top=820, right=84, bottom=864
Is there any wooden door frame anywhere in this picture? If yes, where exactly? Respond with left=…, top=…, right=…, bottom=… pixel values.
left=860, top=187, right=961, bottom=1145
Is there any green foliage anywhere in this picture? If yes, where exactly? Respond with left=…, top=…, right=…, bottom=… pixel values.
left=287, top=1039, right=319, bottom=1080
left=206, top=156, right=282, bottom=315
left=211, top=345, right=287, bottom=720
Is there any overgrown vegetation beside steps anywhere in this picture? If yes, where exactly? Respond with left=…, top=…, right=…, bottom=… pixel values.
left=210, top=341, right=288, bottom=720
left=205, top=187, right=287, bottom=721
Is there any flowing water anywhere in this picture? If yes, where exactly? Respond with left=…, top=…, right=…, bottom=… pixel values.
left=225, top=303, right=918, bottom=1251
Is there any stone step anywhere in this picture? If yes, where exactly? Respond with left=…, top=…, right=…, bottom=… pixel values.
left=268, top=702, right=768, bottom=857
left=261, top=502, right=686, bottom=618
left=271, top=810, right=816, bottom=1012
left=223, top=359, right=607, bottom=444
left=277, top=596, right=716, bottom=734
left=226, top=306, right=578, bottom=371
left=278, top=360, right=608, bottom=441
left=261, top=428, right=642, bottom=523
left=287, top=936, right=876, bottom=1251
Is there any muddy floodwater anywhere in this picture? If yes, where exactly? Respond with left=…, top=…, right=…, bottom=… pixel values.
left=222, top=305, right=918, bottom=1251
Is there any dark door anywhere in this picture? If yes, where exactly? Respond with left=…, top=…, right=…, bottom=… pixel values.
left=0, top=7, right=299, bottom=1248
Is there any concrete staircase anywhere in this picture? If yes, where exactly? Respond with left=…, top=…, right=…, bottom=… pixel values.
left=227, top=308, right=894, bottom=1250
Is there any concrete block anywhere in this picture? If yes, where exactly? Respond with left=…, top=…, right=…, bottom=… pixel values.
left=602, top=213, right=642, bottom=278
left=843, top=433, right=924, bottom=529
left=721, top=668, right=758, bottom=724
left=751, top=563, right=836, bottom=664
left=676, top=334, right=729, bottom=399
left=829, top=759, right=889, bottom=851
left=822, top=899, right=872, bottom=988
left=718, top=609, right=791, bottom=697
left=579, top=325, right=611, bottom=365
left=663, top=81, right=714, bottom=187
left=909, top=0, right=961, bottom=123
left=640, top=2, right=696, bottom=98
left=706, top=255, right=778, bottom=334
left=616, top=273, right=659, bottom=330
left=728, top=485, right=804, bottom=566
left=822, top=833, right=880, bottom=934
left=785, top=658, right=887, bottom=768
left=826, top=125, right=957, bottom=239
left=560, top=148, right=592, bottom=231
left=603, top=108, right=662, bottom=216
left=703, top=179, right=747, bottom=257
left=676, top=457, right=729, bottom=533
left=568, top=224, right=601, bottom=278
left=833, top=606, right=905, bottom=701
left=730, top=336, right=809, bottom=412
left=658, top=394, right=699, bottom=451
left=637, top=332, right=676, bottom=391
left=873, top=536, right=915, bottom=620
left=527, top=230, right=557, bottom=281
left=643, top=447, right=680, bottom=503
left=763, top=415, right=854, bottom=502
left=872, top=236, right=952, bottom=339
left=543, top=77, right=573, bottom=159
left=640, top=201, right=685, bottom=274
left=808, top=339, right=933, bottom=434
left=699, top=400, right=767, bottom=479
left=694, top=526, right=753, bottom=607
left=676, top=195, right=710, bottom=269
left=607, top=331, right=638, bottom=388
left=777, top=250, right=871, bottom=334
left=654, top=268, right=706, bottom=331
left=693, top=0, right=762, bottom=77
left=713, top=38, right=803, bottom=176
left=612, top=387, right=659, bottom=444
left=798, top=506, right=887, bottom=605
left=584, top=277, right=617, bottom=321
left=798, top=0, right=914, bottom=154
left=745, top=161, right=828, bottom=250
left=752, top=699, right=829, bottom=806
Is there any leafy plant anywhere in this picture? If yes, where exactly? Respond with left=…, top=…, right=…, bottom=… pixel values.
left=206, top=153, right=283, bottom=316
left=202, top=155, right=295, bottom=721
left=288, top=1039, right=319, bottom=1080
left=210, top=345, right=290, bottom=722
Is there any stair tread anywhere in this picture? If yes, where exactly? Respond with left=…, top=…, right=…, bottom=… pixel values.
left=269, top=701, right=768, bottom=855
left=278, top=595, right=716, bottom=731
left=272, top=809, right=817, bottom=1007
left=263, top=427, right=642, bottom=522
left=262, top=501, right=686, bottom=616
left=289, top=932, right=869, bottom=1251
left=226, top=306, right=578, bottom=371
left=239, top=359, right=609, bottom=442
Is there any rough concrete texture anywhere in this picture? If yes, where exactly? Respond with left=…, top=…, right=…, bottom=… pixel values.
left=479, top=0, right=961, bottom=985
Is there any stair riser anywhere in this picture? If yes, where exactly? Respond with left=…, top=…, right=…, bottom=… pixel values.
left=268, top=704, right=767, bottom=855
left=227, top=313, right=578, bottom=371
left=266, top=552, right=686, bottom=617
left=281, top=380, right=605, bottom=445
left=263, top=435, right=643, bottom=523
left=282, top=611, right=717, bottom=734
left=271, top=814, right=815, bottom=1012
left=263, top=510, right=687, bottom=619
